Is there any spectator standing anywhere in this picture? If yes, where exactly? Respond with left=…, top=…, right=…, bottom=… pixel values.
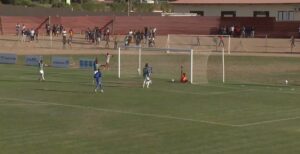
left=250, top=26, right=255, bottom=38
left=16, top=23, right=21, bottom=36
left=30, top=28, right=35, bottom=42
left=62, top=29, right=67, bottom=49
left=218, top=35, right=225, bottom=47
left=241, top=26, right=246, bottom=38
left=290, top=35, right=295, bottom=53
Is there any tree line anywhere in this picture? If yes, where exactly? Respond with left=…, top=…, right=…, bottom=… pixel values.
left=0, top=0, right=172, bottom=13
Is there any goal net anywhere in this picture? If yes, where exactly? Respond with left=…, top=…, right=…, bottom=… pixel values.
left=117, top=46, right=222, bottom=84
left=166, top=34, right=231, bottom=54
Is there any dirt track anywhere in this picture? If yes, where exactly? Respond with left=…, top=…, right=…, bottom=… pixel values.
left=0, top=34, right=300, bottom=57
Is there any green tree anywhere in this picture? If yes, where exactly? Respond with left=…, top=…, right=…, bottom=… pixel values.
left=110, top=2, right=127, bottom=12
left=82, top=1, right=106, bottom=12
left=14, top=0, right=33, bottom=6
left=133, top=3, right=154, bottom=13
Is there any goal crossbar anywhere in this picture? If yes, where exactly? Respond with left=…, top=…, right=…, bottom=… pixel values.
left=119, top=45, right=191, bottom=52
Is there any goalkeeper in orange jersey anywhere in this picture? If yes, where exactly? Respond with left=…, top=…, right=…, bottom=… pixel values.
left=180, top=73, right=188, bottom=83
left=180, top=65, right=188, bottom=83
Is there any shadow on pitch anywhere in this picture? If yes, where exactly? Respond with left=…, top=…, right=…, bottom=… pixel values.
left=34, top=88, right=92, bottom=94
left=226, top=82, right=300, bottom=88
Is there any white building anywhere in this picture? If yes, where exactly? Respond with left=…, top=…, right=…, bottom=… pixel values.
left=170, top=0, right=300, bottom=21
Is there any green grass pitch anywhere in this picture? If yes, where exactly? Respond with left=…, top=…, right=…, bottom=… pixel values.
left=0, top=54, right=300, bottom=154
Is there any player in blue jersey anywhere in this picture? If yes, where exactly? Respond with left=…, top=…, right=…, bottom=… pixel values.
left=92, top=57, right=99, bottom=84
left=94, top=69, right=103, bottom=93
left=142, top=63, right=152, bottom=88
left=93, top=57, right=99, bottom=74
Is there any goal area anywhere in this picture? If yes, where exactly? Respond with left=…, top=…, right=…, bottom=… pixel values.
left=117, top=46, right=225, bottom=84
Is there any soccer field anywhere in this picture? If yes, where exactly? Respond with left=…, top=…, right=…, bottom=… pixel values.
left=1, top=54, right=300, bottom=154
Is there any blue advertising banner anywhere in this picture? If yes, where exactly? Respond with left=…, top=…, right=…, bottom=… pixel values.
left=25, top=55, right=42, bottom=66
left=51, top=56, right=69, bottom=68
left=0, top=53, right=17, bottom=64
left=79, top=58, right=94, bottom=69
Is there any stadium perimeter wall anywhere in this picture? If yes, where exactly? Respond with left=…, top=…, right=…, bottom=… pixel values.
left=0, top=15, right=299, bottom=37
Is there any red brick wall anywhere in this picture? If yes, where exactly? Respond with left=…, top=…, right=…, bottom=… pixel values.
left=272, top=21, right=300, bottom=38
left=1, top=15, right=297, bottom=38
left=114, top=16, right=221, bottom=35
left=1, top=16, right=48, bottom=34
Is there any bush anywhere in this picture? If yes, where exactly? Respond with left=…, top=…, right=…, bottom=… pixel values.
left=1, top=0, right=13, bottom=4
left=71, top=3, right=83, bottom=11
left=159, top=3, right=172, bottom=12
left=14, top=0, right=33, bottom=6
left=82, top=2, right=105, bottom=12
left=133, top=3, right=154, bottom=13
left=52, top=2, right=71, bottom=8
left=38, top=0, right=51, bottom=4
left=110, top=2, right=127, bottom=12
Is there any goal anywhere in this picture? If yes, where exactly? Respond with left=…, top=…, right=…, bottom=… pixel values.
left=117, top=46, right=225, bottom=84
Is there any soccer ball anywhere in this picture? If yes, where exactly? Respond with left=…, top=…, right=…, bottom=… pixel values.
left=285, top=80, right=288, bottom=85
left=171, top=79, right=175, bottom=83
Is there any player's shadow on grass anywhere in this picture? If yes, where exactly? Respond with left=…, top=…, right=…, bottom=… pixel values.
left=0, top=79, right=40, bottom=83
left=34, top=88, right=92, bottom=94
left=105, top=81, right=141, bottom=88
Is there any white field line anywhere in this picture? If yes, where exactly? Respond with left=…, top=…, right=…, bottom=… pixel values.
left=1, top=97, right=300, bottom=128
left=236, top=116, right=300, bottom=127
left=205, top=84, right=300, bottom=95
left=0, top=103, right=49, bottom=106
left=0, top=97, right=236, bottom=127
left=152, top=88, right=253, bottom=95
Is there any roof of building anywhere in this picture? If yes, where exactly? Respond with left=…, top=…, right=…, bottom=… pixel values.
left=170, top=0, right=300, bottom=4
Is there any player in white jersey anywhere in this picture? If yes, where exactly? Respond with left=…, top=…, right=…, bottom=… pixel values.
left=104, top=52, right=112, bottom=70
left=38, top=60, right=45, bottom=81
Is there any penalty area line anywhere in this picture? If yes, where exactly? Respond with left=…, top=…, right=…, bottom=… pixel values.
left=236, top=116, right=300, bottom=127
left=0, top=97, right=236, bottom=127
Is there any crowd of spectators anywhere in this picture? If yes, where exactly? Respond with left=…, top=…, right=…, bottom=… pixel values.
left=45, top=23, right=74, bottom=48
left=124, top=26, right=157, bottom=47
left=218, top=25, right=255, bottom=38
left=45, top=23, right=65, bottom=37
left=16, top=23, right=157, bottom=48
left=16, top=23, right=39, bottom=42
left=85, top=27, right=110, bottom=48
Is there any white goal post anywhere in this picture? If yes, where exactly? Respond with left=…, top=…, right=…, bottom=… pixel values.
left=167, top=34, right=231, bottom=54
left=117, top=46, right=226, bottom=84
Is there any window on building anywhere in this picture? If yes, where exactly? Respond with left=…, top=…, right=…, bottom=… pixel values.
left=253, top=11, right=270, bottom=17
left=190, top=11, right=204, bottom=16
left=221, top=11, right=236, bottom=17
left=278, top=11, right=295, bottom=21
